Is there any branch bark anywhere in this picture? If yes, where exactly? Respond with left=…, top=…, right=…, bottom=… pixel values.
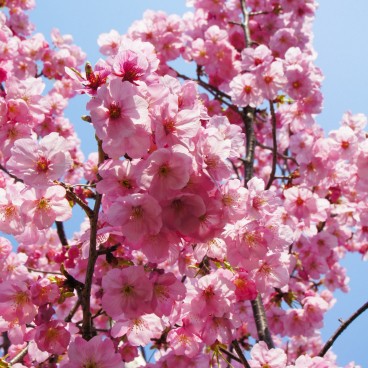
left=81, top=137, right=104, bottom=340
left=318, top=300, right=368, bottom=357
left=238, top=0, right=275, bottom=350
left=232, top=340, right=251, bottom=368
left=265, top=100, right=277, bottom=190
left=56, top=221, right=69, bottom=246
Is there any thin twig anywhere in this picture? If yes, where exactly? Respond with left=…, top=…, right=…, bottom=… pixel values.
left=27, top=267, right=62, bottom=275
left=56, top=181, right=94, bottom=219
left=250, top=10, right=270, bottom=16
left=9, top=345, right=28, bottom=365
left=219, top=346, right=242, bottom=363
left=170, top=67, right=232, bottom=102
left=0, top=164, right=23, bottom=183
left=65, top=299, right=81, bottom=323
left=318, top=300, right=368, bottom=357
left=265, top=100, right=277, bottom=190
left=232, top=340, right=251, bottom=368
left=256, top=141, right=298, bottom=164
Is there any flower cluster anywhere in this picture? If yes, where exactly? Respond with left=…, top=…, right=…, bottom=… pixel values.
left=0, top=0, right=366, bottom=367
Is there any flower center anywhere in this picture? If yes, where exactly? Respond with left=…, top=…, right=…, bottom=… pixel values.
left=108, top=103, right=121, bottom=120
left=13, top=291, right=29, bottom=306
left=163, top=120, right=176, bottom=135
left=158, top=164, right=170, bottom=177
left=37, top=198, right=50, bottom=210
left=131, top=205, right=143, bottom=220
left=36, top=157, right=50, bottom=173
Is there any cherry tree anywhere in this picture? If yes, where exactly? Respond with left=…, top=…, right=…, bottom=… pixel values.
left=0, top=0, right=367, bottom=367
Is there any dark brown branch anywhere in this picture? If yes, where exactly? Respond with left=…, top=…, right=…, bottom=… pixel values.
left=170, top=67, right=232, bottom=102
left=65, top=299, right=81, bottom=323
left=60, top=265, right=84, bottom=291
left=56, top=221, right=69, bottom=246
left=256, top=141, right=298, bottom=164
left=56, top=181, right=94, bottom=219
left=81, top=137, right=104, bottom=340
left=1, top=332, right=10, bottom=356
left=232, top=340, right=251, bottom=368
left=97, top=243, right=120, bottom=255
left=0, top=164, right=23, bottom=183
left=219, top=346, right=242, bottom=363
left=318, top=300, right=368, bottom=357
left=236, top=0, right=275, bottom=350
left=243, top=106, right=256, bottom=183
left=251, top=294, right=275, bottom=348
left=265, top=100, right=277, bottom=190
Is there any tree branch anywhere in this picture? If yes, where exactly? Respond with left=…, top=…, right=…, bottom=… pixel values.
left=170, top=67, right=233, bottom=102
left=9, top=345, right=28, bottom=365
left=256, top=141, right=298, bottom=164
left=318, top=300, right=368, bottom=357
left=55, top=221, right=69, bottom=246
left=237, top=0, right=275, bottom=350
left=56, top=181, right=94, bottom=219
left=65, top=299, right=81, bottom=323
left=81, top=136, right=104, bottom=340
left=265, top=100, right=277, bottom=190
left=0, top=164, right=23, bottom=183
left=251, top=294, right=275, bottom=348
left=239, top=0, right=253, bottom=48
left=219, top=346, right=242, bottom=363
left=232, top=340, right=251, bottom=368
left=243, top=106, right=256, bottom=183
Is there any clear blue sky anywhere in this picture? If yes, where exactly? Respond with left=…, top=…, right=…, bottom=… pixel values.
left=28, top=1, right=368, bottom=366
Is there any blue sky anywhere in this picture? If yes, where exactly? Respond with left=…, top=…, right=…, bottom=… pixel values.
left=25, top=1, right=368, bottom=366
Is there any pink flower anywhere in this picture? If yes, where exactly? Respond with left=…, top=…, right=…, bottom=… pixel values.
left=64, top=335, right=123, bottom=368
left=246, top=177, right=280, bottom=220
left=21, top=185, right=71, bottom=229
left=96, top=159, right=138, bottom=197
left=249, top=341, right=287, bottom=368
left=7, top=132, right=72, bottom=188
left=87, top=78, right=150, bottom=158
left=150, top=271, right=186, bottom=317
left=257, top=61, right=286, bottom=100
left=241, top=44, right=273, bottom=72
left=162, top=193, right=206, bottom=237
left=190, top=270, right=235, bottom=318
left=101, top=266, right=153, bottom=319
left=0, top=279, right=37, bottom=324
left=107, top=193, right=162, bottom=243
left=153, top=94, right=201, bottom=150
left=0, top=183, right=25, bottom=235
left=111, top=313, right=163, bottom=346
left=167, top=323, right=203, bottom=358
left=34, top=321, right=70, bottom=355
left=97, top=29, right=122, bottom=56
left=284, top=186, right=329, bottom=226
left=245, top=253, right=291, bottom=292
left=139, top=146, right=192, bottom=199
left=112, top=49, right=149, bottom=84
left=230, top=73, right=263, bottom=107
